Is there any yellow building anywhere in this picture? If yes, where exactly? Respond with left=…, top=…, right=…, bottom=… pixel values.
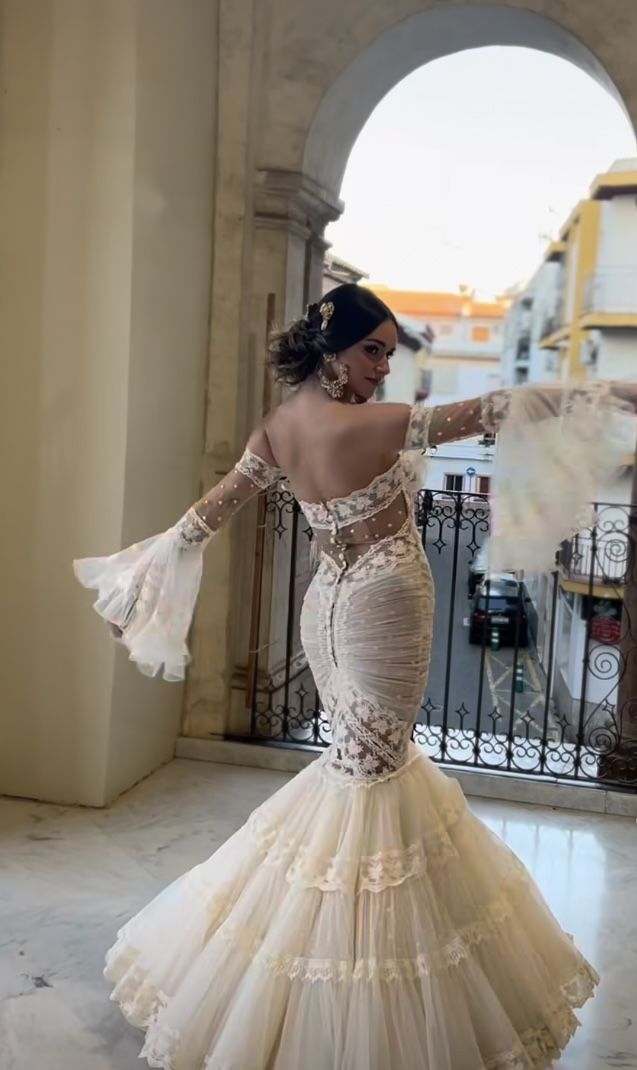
left=540, top=159, right=637, bottom=380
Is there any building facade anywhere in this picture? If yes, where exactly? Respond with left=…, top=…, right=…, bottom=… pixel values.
left=372, top=287, right=504, bottom=493
left=540, top=158, right=637, bottom=383
left=502, top=160, right=637, bottom=736
left=372, top=286, right=505, bottom=404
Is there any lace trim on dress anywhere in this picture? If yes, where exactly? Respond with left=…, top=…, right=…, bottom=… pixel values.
left=246, top=782, right=467, bottom=894
left=317, top=739, right=422, bottom=788
left=213, top=860, right=579, bottom=983
left=298, top=458, right=404, bottom=529
left=173, top=506, right=214, bottom=548
left=105, top=932, right=598, bottom=1070
left=235, top=447, right=281, bottom=490
left=404, top=404, right=432, bottom=452
left=106, top=955, right=169, bottom=1029
left=480, top=389, right=513, bottom=434
left=345, top=520, right=424, bottom=584
left=327, top=688, right=413, bottom=781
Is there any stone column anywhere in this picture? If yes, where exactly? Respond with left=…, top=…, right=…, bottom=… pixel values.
left=182, top=167, right=342, bottom=741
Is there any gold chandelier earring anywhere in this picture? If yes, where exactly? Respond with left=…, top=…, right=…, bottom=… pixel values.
left=318, top=354, right=349, bottom=399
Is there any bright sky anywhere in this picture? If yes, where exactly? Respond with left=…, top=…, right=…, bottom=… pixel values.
left=326, top=47, right=636, bottom=299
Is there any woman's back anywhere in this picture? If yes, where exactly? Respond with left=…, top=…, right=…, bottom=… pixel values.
left=264, top=384, right=408, bottom=505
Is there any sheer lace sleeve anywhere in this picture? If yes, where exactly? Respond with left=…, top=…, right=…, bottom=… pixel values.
left=406, top=391, right=515, bottom=450
left=404, top=384, right=636, bottom=573
left=404, top=392, right=515, bottom=451
left=73, top=446, right=281, bottom=682
left=483, top=382, right=635, bottom=573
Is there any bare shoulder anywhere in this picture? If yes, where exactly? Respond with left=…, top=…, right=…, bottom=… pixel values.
left=246, top=423, right=279, bottom=467
left=358, top=402, right=412, bottom=452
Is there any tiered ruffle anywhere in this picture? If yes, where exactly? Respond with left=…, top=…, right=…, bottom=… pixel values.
left=105, top=747, right=598, bottom=1070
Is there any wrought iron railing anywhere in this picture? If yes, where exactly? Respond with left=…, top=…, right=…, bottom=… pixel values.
left=241, top=488, right=637, bottom=789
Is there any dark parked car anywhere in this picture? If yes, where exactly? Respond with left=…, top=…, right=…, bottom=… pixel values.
left=467, top=546, right=517, bottom=597
left=469, top=580, right=529, bottom=646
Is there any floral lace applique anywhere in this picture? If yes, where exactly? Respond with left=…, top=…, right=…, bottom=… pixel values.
left=235, top=447, right=281, bottom=490
left=325, top=682, right=413, bottom=781
left=247, top=787, right=467, bottom=894
left=173, top=507, right=214, bottom=549
left=481, top=389, right=513, bottom=434
left=404, top=405, right=432, bottom=451
left=299, top=459, right=405, bottom=529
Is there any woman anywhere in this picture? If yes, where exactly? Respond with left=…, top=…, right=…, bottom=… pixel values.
left=75, top=283, right=636, bottom=1069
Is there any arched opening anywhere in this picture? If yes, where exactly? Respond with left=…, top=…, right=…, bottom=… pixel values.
left=303, top=4, right=632, bottom=200
left=245, top=6, right=637, bottom=787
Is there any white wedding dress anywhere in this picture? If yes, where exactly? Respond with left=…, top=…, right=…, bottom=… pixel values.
left=74, top=383, right=635, bottom=1070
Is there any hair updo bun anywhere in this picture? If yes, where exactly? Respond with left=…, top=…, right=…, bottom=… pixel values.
left=267, top=283, right=397, bottom=386
left=268, top=310, right=330, bottom=386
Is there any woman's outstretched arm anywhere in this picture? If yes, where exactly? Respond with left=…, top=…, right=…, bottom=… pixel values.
left=73, top=427, right=282, bottom=681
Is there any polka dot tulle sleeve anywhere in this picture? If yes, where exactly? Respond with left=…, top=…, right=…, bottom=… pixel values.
left=404, top=391, right=512, bottom=451
left=73, top=448, right=281, bottom=681
left=405, top=383, right=635, bottom=573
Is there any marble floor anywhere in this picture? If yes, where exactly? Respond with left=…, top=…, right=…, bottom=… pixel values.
left=1, top=757, right=636, bottom=1070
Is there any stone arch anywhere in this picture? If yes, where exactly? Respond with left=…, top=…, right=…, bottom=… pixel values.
left=302, top=4, right=632, bottom=200
left=189, top=0, right=637, bottom=747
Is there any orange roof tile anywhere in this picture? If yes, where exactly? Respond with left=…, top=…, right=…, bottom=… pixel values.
left=371, top=286, right=506, bottom=321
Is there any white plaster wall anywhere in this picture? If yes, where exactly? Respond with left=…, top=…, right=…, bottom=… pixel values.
left=597, top=330, right=637, bottom=382
left=426, top=442, right=495, bottom=492
left=598, top=195, right=637, bottom=270
left=0, top=0, right=217, bottom=805
left=430, top=317, right=503, bottom=359
left=382, top=344, right=418, bottom=403
left=429, top=359, right=502, bottom=403
left=105, top=0, right=219, bottom=802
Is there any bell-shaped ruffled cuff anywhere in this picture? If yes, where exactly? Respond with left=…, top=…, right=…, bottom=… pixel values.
left=488, top=382, right=635, bottom=575
left=73, top=508, right=214, bottom=682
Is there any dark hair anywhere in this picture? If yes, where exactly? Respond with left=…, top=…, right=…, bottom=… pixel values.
left=268, top=283, right=397, bottom=386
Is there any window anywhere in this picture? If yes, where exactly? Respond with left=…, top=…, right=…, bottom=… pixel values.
left=471, top=325, right=491, bottom=343
left=477, top=475, right=491, bottom=494
left=476, top=596, right=511, bottom=613
left=444, top=474, right=464, bottom=492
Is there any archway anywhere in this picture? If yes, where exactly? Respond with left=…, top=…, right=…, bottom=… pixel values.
left=187, top=0, right=637, bottom=750
left=303, top=5, right=630, bottom=202
left=224, top=4, right=635, bottom=744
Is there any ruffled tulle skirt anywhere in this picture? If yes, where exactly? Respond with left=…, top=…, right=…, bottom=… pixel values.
left=105, top=746, right=598, bottom=1070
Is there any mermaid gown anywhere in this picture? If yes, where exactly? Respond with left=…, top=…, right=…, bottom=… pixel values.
left=74, top=385, right=635, bottom=1070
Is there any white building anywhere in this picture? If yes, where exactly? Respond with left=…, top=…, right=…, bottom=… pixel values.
left=501, top=255, right=564, bottom=387
left=502, top=159, right=637, bottom=737
left=377, top=315, right=435, bottom=405
left=370, top=287, right=505, bottom=493
left=371, top=287, right=504, bottom=403
left=424, top=438, right=495, bottom=496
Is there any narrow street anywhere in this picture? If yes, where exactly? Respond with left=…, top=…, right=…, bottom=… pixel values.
left=419, top=531, right=558, bottom=740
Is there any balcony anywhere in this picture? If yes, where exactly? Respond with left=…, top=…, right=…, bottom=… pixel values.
left=241, top=487, right=637, bottom=790
left=559, top=510, right=629, bottom=591
left=539, top=308, right=567, bottom=349
left=583, top=267, right=637, bottom=323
